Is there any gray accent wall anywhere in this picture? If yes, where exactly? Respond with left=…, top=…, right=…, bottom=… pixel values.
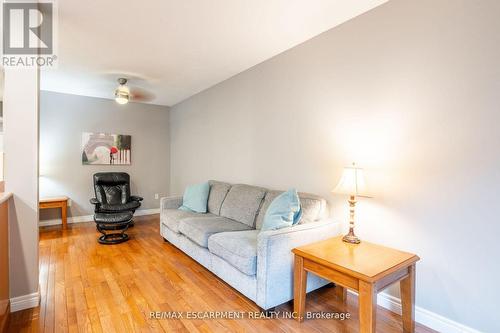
left=169, top=0, right=500, bottom=332
left=40, top=91, right=170, bottom=221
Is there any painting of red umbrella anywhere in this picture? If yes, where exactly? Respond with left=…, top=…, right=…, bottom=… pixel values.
left=82, top=132, right=132, bottom=165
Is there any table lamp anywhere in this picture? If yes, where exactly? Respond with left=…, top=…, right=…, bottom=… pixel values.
left=332, top=163, right=367, bottom=244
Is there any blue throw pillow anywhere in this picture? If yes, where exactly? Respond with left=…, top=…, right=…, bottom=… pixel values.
left=178, top=182, right=210, bottom=213
left=261, top=189, right=302, bottom=231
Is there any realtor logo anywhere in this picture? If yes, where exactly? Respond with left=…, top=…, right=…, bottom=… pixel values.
left=2, top=1, right=57, bottom=67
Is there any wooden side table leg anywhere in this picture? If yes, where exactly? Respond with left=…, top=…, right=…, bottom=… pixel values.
left=293, top=255, right=307, bottom=322
left=334, top=284, right=347, bottom=302
left=359, top=280, right=377, bottom=333
left=61, top=203, right=67, bottom=229
left=400, top=264, right=416, bottom=333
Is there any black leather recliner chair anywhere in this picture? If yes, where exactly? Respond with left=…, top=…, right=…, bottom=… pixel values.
left=90, top=172, right=143, bottom=214
left=90, top=173, right=143, bottom=244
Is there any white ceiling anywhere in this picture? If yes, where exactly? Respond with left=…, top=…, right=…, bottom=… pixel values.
left=41, top=0, right=388, bottom=107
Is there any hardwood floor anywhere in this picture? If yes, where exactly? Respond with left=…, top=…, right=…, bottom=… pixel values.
left=9, top=215, right=436, bottom=333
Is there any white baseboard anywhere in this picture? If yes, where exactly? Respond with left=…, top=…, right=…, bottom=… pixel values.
left=39, top=208, right=160, bottom=227
left=347, top=290, right=482, bottom=333
left=39, top=214, right=93, bottom=226
left=10, top=291, right=40, bottom=312
left=135, top=208, right=160, bottom=216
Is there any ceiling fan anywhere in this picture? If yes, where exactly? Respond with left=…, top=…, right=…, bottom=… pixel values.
left=114, top=77, right=154, bottom=104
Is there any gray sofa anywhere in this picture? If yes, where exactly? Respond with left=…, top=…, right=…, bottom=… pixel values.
left=160, top=180, right=339, bottom=310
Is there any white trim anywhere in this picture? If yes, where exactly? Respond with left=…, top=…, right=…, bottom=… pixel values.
left=347, top=290, right=482, bottom=333
left=135, top=208, right=160, bottom=215
left=39, top=214, right=93, bottom=226
left=38, top=208, right=160, bottom=227
left=376, top=291, right=401, bottom=314
left=10, top=291, right=40, bottom=312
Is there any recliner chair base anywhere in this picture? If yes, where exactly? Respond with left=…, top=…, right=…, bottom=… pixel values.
left=98, top=232, right=130, bottom=245
left=94, top=212, right=133, bottom=245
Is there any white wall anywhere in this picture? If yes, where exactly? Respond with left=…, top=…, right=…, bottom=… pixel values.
left=39, top=92, right=170, bottom=222
left=169, top=0, right=500, bottom=332
left=4, top=67, right=40, bottom=301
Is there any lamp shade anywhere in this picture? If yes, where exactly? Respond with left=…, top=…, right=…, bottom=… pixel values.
left=332, top=164, right=367, bottom=196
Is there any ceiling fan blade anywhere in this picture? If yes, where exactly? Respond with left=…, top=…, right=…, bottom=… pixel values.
left=129, top=87, right=155, bottom=102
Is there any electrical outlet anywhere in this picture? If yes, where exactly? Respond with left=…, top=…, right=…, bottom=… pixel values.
left=154, top=193, right=159, bottom=200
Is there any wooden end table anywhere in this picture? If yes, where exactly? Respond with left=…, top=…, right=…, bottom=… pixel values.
left=39, top=196, right=69, bottom=229
left=292, top=236, right=419, bottom=333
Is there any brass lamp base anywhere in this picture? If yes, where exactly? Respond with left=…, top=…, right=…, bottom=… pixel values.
left=343, top=195, right=361, bottom=244
left=342, top=229, right=361, bottom=244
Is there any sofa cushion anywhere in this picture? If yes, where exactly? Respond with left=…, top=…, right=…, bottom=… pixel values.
left=162, top=209, right=209, bottom=233
left=255, top=190, right=280, bottom=229
left=255, top=191, right=327, bottom=229
left=220, top=184, right=267, bottom=227
left=298, top=193, right=327, bottom=224
left=179, top=182, right=210, bottom=213
left=208, top=230, right=259, bottom=276
left=260, top=189, right=302, bottom=231
left=178, top=216, right=252, bottom=248
left=207, top=180, right=232, bottom=215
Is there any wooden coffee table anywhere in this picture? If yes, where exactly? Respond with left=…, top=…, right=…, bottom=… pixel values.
left=39, top=196, right=69, bottom=229
left=292, top=236, right=419, bottom=333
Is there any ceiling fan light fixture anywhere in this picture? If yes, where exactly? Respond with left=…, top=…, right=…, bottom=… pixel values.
left=115, top=90, right=129, bottom=104
left=115, top=78, right=129, bottom=104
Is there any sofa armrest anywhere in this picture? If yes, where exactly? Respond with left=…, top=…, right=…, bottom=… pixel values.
left=160, top=196, right=183, bottom=210
left=130, top=195, right=143, bottom=202
left=256, top=220, right=340, bottom=309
